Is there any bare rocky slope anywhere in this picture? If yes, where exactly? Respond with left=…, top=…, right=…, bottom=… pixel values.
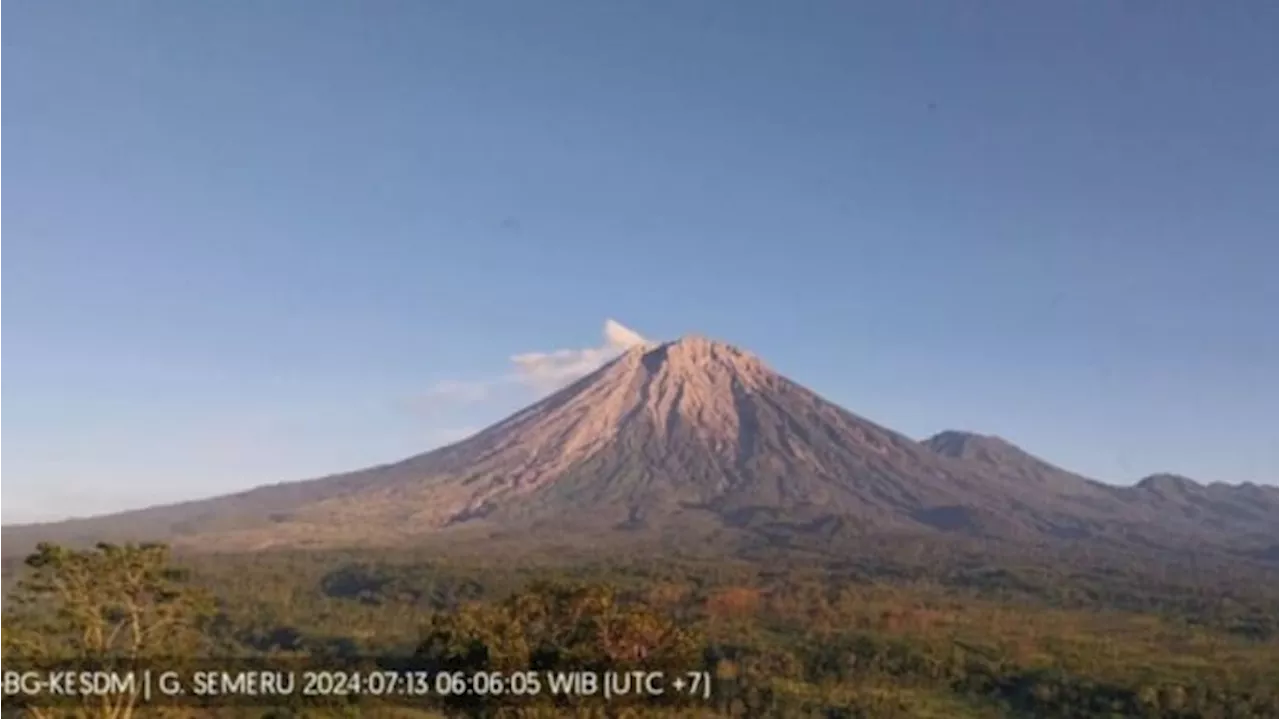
left=4, top=336, right=1274, bottom=557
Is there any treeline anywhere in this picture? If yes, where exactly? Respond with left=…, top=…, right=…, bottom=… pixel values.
left=2, top=541, right=1276, bottom=718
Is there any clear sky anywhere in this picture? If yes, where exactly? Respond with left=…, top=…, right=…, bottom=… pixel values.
left=4, top=1, right=1275, bottom=522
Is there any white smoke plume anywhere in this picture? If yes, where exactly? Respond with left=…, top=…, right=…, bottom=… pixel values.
left=421, top=319, right=650, bottom=402
left=510, top=319, right=650, bottom=392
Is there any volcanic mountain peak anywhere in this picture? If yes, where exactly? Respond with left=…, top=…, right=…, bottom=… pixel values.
left=390, top=333, right=773, bottom=512
left=575, top=333, right=772, bottom=442
left=630, top=335, right=769, bottom=384
left=3, top=331, right=1275, bottom=558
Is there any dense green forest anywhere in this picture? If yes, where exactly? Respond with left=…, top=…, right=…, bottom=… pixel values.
left=2, top=539, right=1276, bottom=718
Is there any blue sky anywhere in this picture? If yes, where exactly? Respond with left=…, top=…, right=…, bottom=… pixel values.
left=4, top=1, right=1275, bottom=522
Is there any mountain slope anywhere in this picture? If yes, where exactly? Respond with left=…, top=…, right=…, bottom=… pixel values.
left=920, top=429, right=1126, bottom=504
left=1124, top=473, right=1278, bottom=546
left=3, top=336, right=1274, bottom=557
left=8, top=337, right=971, bottom=549
left=922, top=430, right=1095, bottom=488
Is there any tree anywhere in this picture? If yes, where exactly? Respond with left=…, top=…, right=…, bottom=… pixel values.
left=415, top=581, right=705, bottom=716
left=3, top=542, right=215, bottom=719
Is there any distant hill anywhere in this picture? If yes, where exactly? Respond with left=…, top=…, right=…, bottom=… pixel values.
left=4, top=335, right=1275, bottom=559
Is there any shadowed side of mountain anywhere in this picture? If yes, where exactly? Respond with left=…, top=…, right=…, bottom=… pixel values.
left=1120, top=473, right=1279, bottom=541
left=922, top=431, right=1278, bottom=550
left=921, top=430, right=1104, bottom=491
left=919, top=429, right=1146, bottom=533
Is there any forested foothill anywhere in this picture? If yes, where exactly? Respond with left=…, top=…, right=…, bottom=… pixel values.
left=3, top=536, right=1275, bottom=718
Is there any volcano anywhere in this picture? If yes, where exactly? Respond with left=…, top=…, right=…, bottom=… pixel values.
left=4, top=335, right=1274, bottom=556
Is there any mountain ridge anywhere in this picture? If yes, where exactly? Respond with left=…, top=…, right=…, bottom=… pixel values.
left=4, top=335, right=1274, bottom=558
